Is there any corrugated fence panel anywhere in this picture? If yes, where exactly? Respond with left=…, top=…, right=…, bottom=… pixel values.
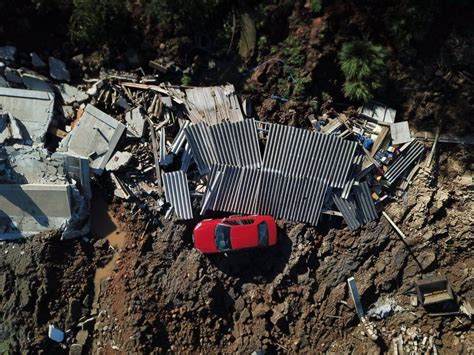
left=163, top=171, right=193, bottom=220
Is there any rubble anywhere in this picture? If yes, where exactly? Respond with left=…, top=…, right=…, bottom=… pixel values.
left=0, top=87, right=54, bottom=144
left=48, top=57, right=71, bottom=82
left=125, top=107, right=146, bottom=138
left=105, top=151, right=132, bottom=171
left=0, top=46, right=16, bottom=62
left=58, top=104, right=126, bottom=174
left=30, top=52, right=47, bottom=68
left=0, top=44, right=471, bottom=354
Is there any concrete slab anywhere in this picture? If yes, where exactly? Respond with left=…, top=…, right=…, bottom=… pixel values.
left=58, top=104, right=126, bottom=174
left=0, top=87, right=54, bottom=144
left=390, top=121, right=412, bottom=145
left=0, top=184, right=71, bottom=239
left=125, top=107, right=145, bottom=138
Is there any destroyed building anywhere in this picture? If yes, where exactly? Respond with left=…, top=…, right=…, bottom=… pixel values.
left=0, top=53, right=428, bottom=240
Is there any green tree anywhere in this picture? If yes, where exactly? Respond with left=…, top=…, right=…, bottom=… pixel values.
left=69, top=0, right=127, bottom=46
left=339, top=40, right=387, bottom=102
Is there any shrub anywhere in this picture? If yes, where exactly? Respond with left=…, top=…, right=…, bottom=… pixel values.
left=310, top=0, right=322, bottom=14
left=147, top=0, right=228, bottom=31
left=69, top=0, right=127, bottom=46
left=339, top=40, right=387, bottom=102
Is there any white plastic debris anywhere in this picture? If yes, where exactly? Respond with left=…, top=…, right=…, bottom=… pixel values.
left=49, top=57, right=71, bottom=81
left=48, top=324, right=65, bottom=343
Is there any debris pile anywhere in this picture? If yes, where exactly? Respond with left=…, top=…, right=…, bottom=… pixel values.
left=0, top=45, right=433, bottom=238
left=0, top=46, right=472, bottom=354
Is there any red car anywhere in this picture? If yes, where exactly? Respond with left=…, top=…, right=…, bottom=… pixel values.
left=193, top=215, right=277, bottom=254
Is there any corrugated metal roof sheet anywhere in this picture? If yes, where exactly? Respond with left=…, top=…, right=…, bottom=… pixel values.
left=184, top=119, right=261, bottom=175
left=342, top=150, right=364, bottom=199
left=333, top=193, right=361, bottom=231
left=262, top=124, right=357, bottom=188
left=353, top=181, right=378, bottom=223
left=170, top=120, right=190, bottom=154
left=204, top=166, right=329, bottom=226
left=183, top=85, right=244, bottom=125
left=384, top=140, right=424, bottom=184
left=162, top=171, right=193, bottom=220
left=196, top=122, right=358, bottom=226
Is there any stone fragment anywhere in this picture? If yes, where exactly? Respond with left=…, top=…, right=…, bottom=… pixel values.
left=49, top=57, right=71, bottom=81
left=105, top=151, right=132, bottom=171
left=125, top=107, right=146, bottom=138
left=0, top=46, right=16, bottom=62
left=30, top=52, right=47, bottom=68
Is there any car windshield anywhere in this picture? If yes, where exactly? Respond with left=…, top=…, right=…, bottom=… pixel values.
left=257, top=221, right=268, bottom=247
left=215, top=224, right=231, bottom=251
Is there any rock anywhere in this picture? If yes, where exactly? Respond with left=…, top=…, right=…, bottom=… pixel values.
left=94, top=238, right=109, bottom=250
left=240, top=308, right=251, bottom=322
left=252, top=303, right=270, bottom=318
left=235, top=297, right=245, bottom=312
left=75, top=329, right=89, bottom=346
left=106, top=151, right=132, bottom=171
left=69, top=343, right=83, bottom=355
left=49, top=57, right=71, bottom=81
left=419, top=251, right=436, bottom=271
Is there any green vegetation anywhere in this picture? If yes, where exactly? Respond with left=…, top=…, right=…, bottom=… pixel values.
left=310, top=0, right=322, bottom=14
left=339, top=40, right=387, bottom=102
left=385, top=0, right=437, bottom=55
left=181, top=73, right=192, bottom=86
left=147, top=0, right=228, bottom=31
left=69, top=0, right=127, bottom=46
left=272, top=36, right=311, bottom=98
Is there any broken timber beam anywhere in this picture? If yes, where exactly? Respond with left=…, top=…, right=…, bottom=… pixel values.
left=426, top=127, right=440, bottom=169
left=146, top=116, right=162, bottom=188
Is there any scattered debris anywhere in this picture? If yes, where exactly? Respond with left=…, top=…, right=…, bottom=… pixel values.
left=0, top=87, right=54, bottom=144
left=367, top=297, right=403, bottom=319
left=105, top=151, right=132, bottom=171
left=415, top=276, right=458, bottom=314
left=390, top=121, right=412, bottom=145
left=58, top=104, right=126, bottom=174
left=48, top=324, right=65, bottom=343
left=125, top=107, right=146, bottom=138
left=48, top=57, right=71, bottom=82
left=0, top=46, right=16, bottom=62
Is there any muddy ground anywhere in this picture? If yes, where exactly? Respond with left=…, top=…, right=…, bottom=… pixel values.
left=1, top=0, right=473, bottom=354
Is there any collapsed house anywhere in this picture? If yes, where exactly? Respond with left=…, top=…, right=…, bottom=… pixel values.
left=0, top=146, right=90, bottom=239
left=0, top=47, right=430, bottom=239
